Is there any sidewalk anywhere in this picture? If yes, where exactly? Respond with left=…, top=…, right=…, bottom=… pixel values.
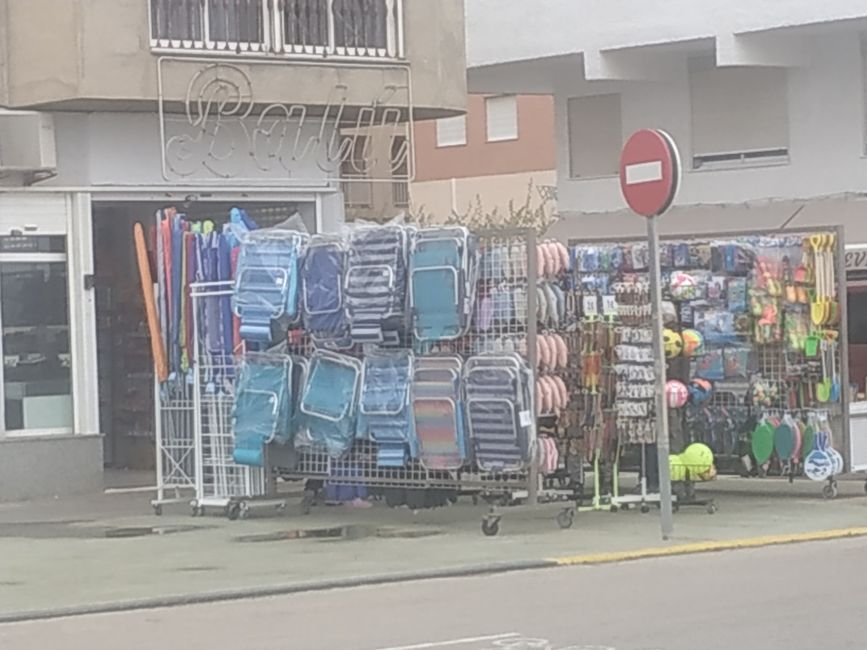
left=1, top=476, right=865, bottom=622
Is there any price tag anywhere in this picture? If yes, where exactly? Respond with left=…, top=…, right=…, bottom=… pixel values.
left=583, top=295, right=599, bottom=317
left=519, top=410, right=532, bottom=427
left=602, top=295, right=618, bottom=316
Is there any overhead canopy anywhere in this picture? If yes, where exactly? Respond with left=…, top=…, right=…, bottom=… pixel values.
left=546, top=194, right=867, bottom=244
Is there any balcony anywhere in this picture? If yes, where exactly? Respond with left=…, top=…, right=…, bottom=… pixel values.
left=149, top=0, right=404, bottom=59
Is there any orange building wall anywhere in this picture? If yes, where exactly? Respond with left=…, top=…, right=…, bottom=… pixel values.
left=413, top=94, right=556, bottom=182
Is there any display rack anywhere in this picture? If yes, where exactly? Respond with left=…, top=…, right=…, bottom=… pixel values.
left=568, top=226, right=849, bottom=502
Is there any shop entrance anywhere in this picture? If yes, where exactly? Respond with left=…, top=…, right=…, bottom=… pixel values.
left=92, top=200, right=316, bottom=470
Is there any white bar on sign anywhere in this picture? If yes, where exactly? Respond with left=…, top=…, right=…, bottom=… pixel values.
left=625, top=160, right=663, bottom=185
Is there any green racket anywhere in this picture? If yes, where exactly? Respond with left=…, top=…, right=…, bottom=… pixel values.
left=751, top=420, right=775, bottom=465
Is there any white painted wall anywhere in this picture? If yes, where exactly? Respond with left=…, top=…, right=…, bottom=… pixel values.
left=552, top=33, right=867, bottom=217
left=467, top=0, right=867, bottom=67
left=46, top=112, right=342, bottom=189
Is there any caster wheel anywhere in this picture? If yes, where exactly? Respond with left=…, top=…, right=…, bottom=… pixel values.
left=191, top=505, right=202, bottom=517
left=481, top=517, right=500, bottom=537
left=640, top=504, right=650, bottom=514
left=227, top=503, right=241, bottom=521
left=706, top=503, right=718, bottom=515
left=822, top=484, right=838, bottom=499
left=153, top=505, right=163, bottom=517
left=672, top=503, right=680, bottom=514
left=238, top=503, right=250, bottom=520
left=556, top=509, right=574, bottom=530
left=609, top=506, right=618, bottom=513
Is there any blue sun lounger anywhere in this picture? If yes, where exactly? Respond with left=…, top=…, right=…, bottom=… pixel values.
left=299, top=350, right=362, bottom=458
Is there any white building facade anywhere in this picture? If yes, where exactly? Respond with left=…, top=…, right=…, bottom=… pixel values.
left=466, top=0, right=867, bottom=240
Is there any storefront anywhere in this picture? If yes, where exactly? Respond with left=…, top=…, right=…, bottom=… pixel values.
left=0, top=107, right=349, bottom=500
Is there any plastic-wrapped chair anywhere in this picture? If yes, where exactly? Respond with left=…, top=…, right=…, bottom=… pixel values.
left=345, top=225, right=411, bottom=344
left=464, top=354, right=535, bottom=472
left=355, top=350, right=416, bottom=467
left=299, top=350, right=362, bottom=458
left=410, top=227, right=478, bottom=342
left=302, top=234, right=351, bottom=348
left=412, top=356, right=468, bottom=470
left=233, top=229, right=308, bottom=345
left=232, top=353, right=293, bottom=467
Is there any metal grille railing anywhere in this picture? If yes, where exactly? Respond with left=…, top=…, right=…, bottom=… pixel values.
left=149, top=0, right=404, bottom=59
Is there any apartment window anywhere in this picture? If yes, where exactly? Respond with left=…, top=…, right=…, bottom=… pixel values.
left=486, top=95, right=519, bottom=142
left=690, top=58, right=789, bottom=169
left=391, top=136, right=410, bottom=208
left=341, top=135, right=373, bottom=208
left=436, top=116, right=467, bottom=148
left=150, top=0, right=401, bottom=58
left=567, top=94, right=622, bottom=178
left=150, top=0, right=267, bottom=47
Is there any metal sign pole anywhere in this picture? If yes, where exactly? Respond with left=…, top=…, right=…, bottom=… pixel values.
left=646, top=214, right=674, bottom=539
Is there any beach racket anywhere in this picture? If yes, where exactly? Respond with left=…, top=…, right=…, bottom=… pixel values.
left=751, top=419, right=775, bottom=465
left=804, top=431, right=833, bottom=481
left=774, top=419, right=796, bottom=461
left=134, top=222, right=169, bottom=382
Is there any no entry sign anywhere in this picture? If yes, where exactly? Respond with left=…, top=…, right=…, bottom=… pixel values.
left=619, top=129, right=681, bottom=218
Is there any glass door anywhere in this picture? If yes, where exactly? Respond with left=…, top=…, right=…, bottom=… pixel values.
left=0, top=236, right=72, bottom=435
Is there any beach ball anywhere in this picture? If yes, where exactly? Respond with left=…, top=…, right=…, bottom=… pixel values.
left=681, top=443, right=715, bottom=476
left=663, top=329, right=683, bottom=358
left=681, top=329, right=704, bottom=357
left=665, top=380, right=689, bottom=409
left=670, top=272, right=698, bottom=301
left=688, top=378, right=714, bottom=405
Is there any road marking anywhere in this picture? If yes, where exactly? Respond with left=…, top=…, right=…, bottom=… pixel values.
left=551, top=526, right=867, bottom=566
left=624, top=160, right=662, bottom=185
left=370, top=632, right=520, bottom=650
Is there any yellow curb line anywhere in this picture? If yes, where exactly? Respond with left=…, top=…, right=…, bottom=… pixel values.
left=550, top=527, right=867, bottom=566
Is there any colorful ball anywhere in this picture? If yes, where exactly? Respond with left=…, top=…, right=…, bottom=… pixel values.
left=665, top=380, right=689, bottom=409
left=663, top=329, right=683, bottom=358
left=688, top=378, right=714, bottom=404
left=681, top=443, right=715, bottom=475
left=681, top=329, right=704, bottom=357
left=670, top=272, right=698, bottom=301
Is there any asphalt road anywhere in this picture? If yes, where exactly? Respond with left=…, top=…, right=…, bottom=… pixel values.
left=1, top=537, right=864, bottom=650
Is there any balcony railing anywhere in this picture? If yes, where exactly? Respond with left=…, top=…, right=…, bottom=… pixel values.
left=150, top=0, right=404, bottom=59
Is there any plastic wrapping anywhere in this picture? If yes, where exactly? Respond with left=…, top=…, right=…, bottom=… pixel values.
left=409, top=227, right=479, bottom=342
left=344, top=224, right=412, bottom=344
left=231, top=353, right=293, bottom=467
left=301, top=234, right=351, bottom=347
left=463, top=353, right=535, bottom=472
left=356, top=350, right=416, bottom=467
left=412, top=356, right=467, bottom=470
left=232, top=227, right=308, bottom=345
left=299, top=350, right=362, bottom=458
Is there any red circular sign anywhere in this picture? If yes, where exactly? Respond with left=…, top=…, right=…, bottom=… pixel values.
left=619, top=129, right=681, bottom=218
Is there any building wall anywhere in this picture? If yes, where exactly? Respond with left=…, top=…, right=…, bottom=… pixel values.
left=466, top=0, right=867, bottom=68
left=551, top=34, right=867, bottom=219
left=2, top=0, right=466, bottom=117
left=412, top=169, right=556, bottom=222
left=414, top=94, right=555, bottom=181
left=0, top=435, right=103, bottom=501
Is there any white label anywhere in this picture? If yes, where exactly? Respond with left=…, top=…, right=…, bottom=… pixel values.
left=625, top=160, right=663, bottom=185
left=583, top=295, right=599, bottom=316
left=519, top=410, right=532, bottom=427
left=602, top=295, right=618, bottom=316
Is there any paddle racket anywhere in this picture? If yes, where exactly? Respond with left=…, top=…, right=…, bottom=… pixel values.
left=751, top=418, right=775, bottom=466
